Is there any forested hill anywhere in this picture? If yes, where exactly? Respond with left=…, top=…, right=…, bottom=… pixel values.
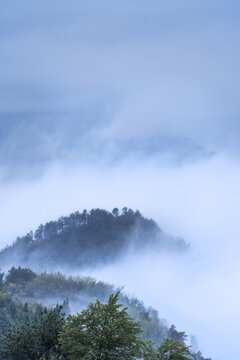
left=0, top=267, right=210, bottom=360
left=0, top=208, right=187, bottom=271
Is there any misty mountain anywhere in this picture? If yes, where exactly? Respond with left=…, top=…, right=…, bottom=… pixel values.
left=0, top=115, right=211, bottom=180
left=0, top=208, right=188, bottom=271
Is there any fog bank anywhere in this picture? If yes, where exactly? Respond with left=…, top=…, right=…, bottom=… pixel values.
left=0, top=155, right=239, bottom=359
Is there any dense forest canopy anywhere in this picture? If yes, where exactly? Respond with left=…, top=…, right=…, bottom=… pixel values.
left=0, top=267, right=210, bottom=360
left=0, top=208, right=187, bottom=271
left=0, top=210, right=211, bottom=359
left=0, top=266, right=170, bottom=345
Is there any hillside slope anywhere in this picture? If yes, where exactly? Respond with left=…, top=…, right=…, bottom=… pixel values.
left=0, top=208, right=187, bottom=271
left=0, top=267, right=210, bottom=360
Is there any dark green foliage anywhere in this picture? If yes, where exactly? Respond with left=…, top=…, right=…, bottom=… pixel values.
left=1, top=269, right=171, bottom=345
left=13, top=272, right=114, bottom=300
left=142, top=339, right=211, bottom=360
left=143, top=338, right=196, bottom=360
left=0, top=292, right=41, bottom=350
left=0, top=208, right=187, bottom=270
left=125, top=298, right=168, bottom=344
left=5, top=267, right=37, bottom=286
left=0, top=274, right=3, bottom=291
left=0, top=288, right=211, bottom=360
left=59, top=291, right=143, bottom=360
left=167, top=324, right=187, bottom=344
left=157, top=338, right=196, bottom=360
left=1, top=306, right=65, bottom=360
left=0, top=268, right=211, bottom=360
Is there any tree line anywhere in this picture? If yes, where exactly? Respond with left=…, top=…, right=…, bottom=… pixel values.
left=0, top=267, right=184, bottom=346
left=0, top=292, right=210, bottom=360
left=0, top=208, right=187, bottom=271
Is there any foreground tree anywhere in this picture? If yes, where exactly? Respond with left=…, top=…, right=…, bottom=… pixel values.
left=59, top=291, right=143, bottom=360
left=0, top=290, right=210, bottom=360
left=1, top=306, right=65, bottom=360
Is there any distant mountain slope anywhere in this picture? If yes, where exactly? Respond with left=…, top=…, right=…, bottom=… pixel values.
left=0, top=208, right=188, bottom=271
left=0, top=116, right=212, bottom=179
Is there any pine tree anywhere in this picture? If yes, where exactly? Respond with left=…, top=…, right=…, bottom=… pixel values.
left=1, top=306, right=65, bottom=360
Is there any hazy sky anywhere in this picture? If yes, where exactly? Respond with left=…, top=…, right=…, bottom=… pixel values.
left=1, top=1, right=240, bottom=359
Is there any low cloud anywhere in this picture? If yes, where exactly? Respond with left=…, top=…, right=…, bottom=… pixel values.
left=0, top=155, right=239, bottom=359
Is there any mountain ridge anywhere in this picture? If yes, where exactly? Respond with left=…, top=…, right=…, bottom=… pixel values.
left=0, top=208, right=188, bottom=272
